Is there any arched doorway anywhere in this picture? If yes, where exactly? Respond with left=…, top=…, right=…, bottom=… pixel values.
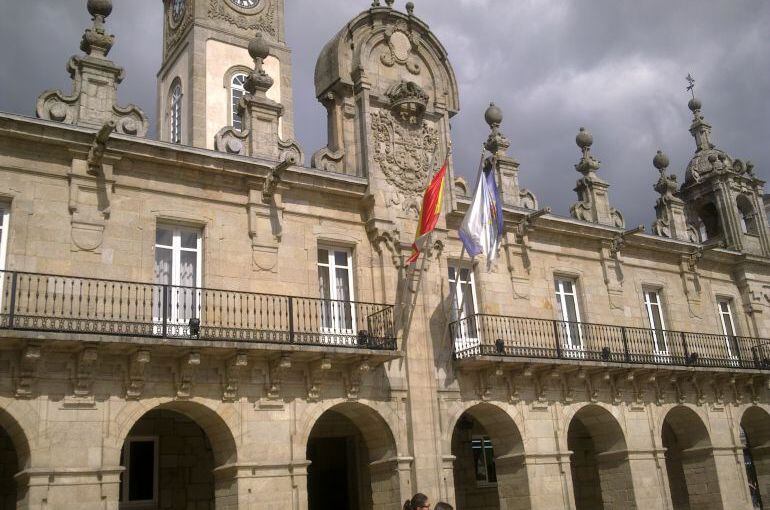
left=662, top=406, right=723, bottom=510
left=567, top=405, right=636, bottom=509
left=0, top=424, right=19, bottom=510
left=0, top=408, right=30, bottom=510
left=741, top=407, right=770, bottom=508
left=118, top=403, right=237, bottom=509
left=450, top=403, right=530, bottom=510
left=306, top=403, right=400, bottom=510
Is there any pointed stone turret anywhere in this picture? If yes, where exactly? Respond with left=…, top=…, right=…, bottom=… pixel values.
left=36, top=0, right=148, bottom=136
left=651, top=150, right=697, bottom=242
left=569, top=128, right=625, bottom=228
left=483, top=103, right=537, bottom=210
left=215, top=32, right=302, bottom=164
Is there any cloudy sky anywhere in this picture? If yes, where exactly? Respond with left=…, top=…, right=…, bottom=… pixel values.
left=1, top=0, right=768, bottom=228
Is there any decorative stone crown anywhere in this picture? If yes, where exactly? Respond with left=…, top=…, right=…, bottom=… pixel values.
left=386, top=81, right=429, bottom=123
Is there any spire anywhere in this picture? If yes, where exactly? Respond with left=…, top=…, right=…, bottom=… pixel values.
left=685, top=74, right=714, bottom=153
left=36, top=0, right=148, bottom=136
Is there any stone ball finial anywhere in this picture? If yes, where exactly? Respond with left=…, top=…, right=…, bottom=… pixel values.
left=576, top=127, right=593, bottom=149
left=87, top=0, right=113, bottom=18
left=248, top=32, right=270, bottom=61
left=653, top=150, right=670, bottom=170
left=688, top=97, right=702, bottom=112
left=406, top=2, right=415, bottom=14
left=385, top=0, right=395, bottom=7
left=484, top=103, right=503, bottom=128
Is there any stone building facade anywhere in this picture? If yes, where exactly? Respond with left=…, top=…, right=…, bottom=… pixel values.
left=0, top=1, right=769, bottom=509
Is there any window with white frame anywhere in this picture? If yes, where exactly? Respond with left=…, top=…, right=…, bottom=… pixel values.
left=120, top=437, right=158, bottom=506
left=317, top=247, right=355, bottom=333
left=448, top=265, right=479, bottom=345
left=643, top=289, right=668, bottom=354
left=554, top=277, right=583, bottom=350
left=154, top=225, right=202, bottom=324
left=230, top=72, right=248, bottom=131
left=472, top=435, right=497, bottom=486
left=170, top=81, right=183, bottom=144
left=718, top=298, right=740, bottom=358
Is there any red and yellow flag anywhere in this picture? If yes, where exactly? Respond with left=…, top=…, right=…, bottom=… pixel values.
left=407, top=162, right=448, bottom=265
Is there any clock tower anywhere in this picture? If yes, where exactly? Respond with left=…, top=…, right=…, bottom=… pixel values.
left=157, top=0, right=293, bottom=150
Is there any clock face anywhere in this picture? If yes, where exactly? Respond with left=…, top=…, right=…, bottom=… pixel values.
left=230, top=0, right=260, bottom=9
left=172, top=0, right=185, bottom=22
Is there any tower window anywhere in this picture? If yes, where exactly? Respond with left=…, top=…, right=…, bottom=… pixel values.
left=169, top=81, right=183, bottom=144
left=231, top=73, right=248, bottom=131
left=737, top=195, right=759, bottom=235
left=697, top=202, right=721, bottom=241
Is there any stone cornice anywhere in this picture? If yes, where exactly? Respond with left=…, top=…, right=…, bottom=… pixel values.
left=0, top=112, right=368, bottom=199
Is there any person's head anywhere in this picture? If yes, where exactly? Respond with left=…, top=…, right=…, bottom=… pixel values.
left=434, top=503, right=453, bottom=510
left=403, top=493, right=430, bottom=510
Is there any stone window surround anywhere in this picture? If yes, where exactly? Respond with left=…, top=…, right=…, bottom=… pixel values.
left=120, top=435, right=159, bottom=507
left=153, top=215, right=208, bottom=288
left=223, top=65, right=252, bottom=129
left=715, top=294, right=740, bottom=336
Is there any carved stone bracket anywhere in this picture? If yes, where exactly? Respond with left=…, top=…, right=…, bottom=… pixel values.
left=126, top=350, right=151, bottom=400
left=628, top=371, right=646, bottom=410
left=61, top=346, right=99, bottom=408
left=524, top=366, right=548, bottom=409
left=578, top=369, right=599, bottom=403
left=265, top=354, right=292, bottom=400
left=14, top=344, right=41, bottom=399
left=680, top=251, right=703, bottom=318
left=345, top=359, right=371, bottom=400
left=305, top=357, right=332, bottom=402
left=175, top=352, right=201, bottom=399
left=222, top=353, right=249, bottom=402
left=505, top=370, right=520, bottom=404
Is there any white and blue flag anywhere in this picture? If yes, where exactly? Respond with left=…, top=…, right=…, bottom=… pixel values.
left=459, top=159, right=504, bottom=268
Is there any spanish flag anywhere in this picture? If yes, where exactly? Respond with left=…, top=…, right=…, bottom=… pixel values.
left=407, top=161, right=448, bottom=265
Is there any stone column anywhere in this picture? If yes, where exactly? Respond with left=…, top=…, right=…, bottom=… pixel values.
left=623, top=449, right=669, bottom=510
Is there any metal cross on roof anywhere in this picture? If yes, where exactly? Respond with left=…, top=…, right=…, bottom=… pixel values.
left=686, top=73, right=696, bottom=98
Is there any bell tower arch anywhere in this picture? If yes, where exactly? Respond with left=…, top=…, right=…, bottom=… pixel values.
left=157, top=0, right=293, bottom=149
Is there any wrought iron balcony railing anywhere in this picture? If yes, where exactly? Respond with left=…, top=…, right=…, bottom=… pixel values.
left=0, top=271, right=397, bottom=350
left=451, top=314, right=770, bottom=371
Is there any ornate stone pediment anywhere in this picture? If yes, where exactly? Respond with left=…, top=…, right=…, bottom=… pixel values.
left=207, top=0, right=276, bottom=36
left=370, top=109, right=439, bottom=195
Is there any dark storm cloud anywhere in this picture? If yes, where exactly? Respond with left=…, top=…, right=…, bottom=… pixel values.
left=1, top=0, right=768, bottom=228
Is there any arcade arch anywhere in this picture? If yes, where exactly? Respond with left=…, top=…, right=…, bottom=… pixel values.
left=741, top=406, right=770, bottom=508
left=567, top=405, right=636, bottom=510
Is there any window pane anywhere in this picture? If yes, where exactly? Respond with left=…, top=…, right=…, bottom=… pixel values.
left=155, top=228, right=173, bottom=247
left=318, top=265, right=331, bottom=300
left=0, top=209, right=4, bottom=226
left=562, top=280, right=573, bottom=294
left=179, top=251, right=197, bottom=288
left=651, top=306, right=664, bottom=331
left=472, top=438, right=488, bottom=482
left=564, top=295, right=579, bottom=323
left=484, top=438, right=497, bottom=483
left=128, top=441, right=155, bottom=502
left=334, top=250, right=348, bottom=267
left=317, top=249, right=329, bottom=265
left=180, top=231, right=198, bottom=250
left=460, top=268, right=471, bottom=282
left=719, top=301, right=730, bottom=314
left=154, top=248, right=172, bottom=285
left=448, top=266, right=456, bottom=281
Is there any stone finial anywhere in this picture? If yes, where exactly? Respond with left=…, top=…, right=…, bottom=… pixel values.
left=484, top=103, right=510, bottom=156
left=406, top=2, right=415, bottom=14
left=385, top=0, right=395, bottom=7
left=570, top=127, right=624, bottom=227
left=245, top=33, right=274, bottom=95
left=36, top=0, right=148, bottom=136
left=651, top=149, right=695, bottom=241
left=574, top=127, right=601, bottom=178
left=653, top=150, right=677, bottom=199
left=81, top=0, right=115, bottom=57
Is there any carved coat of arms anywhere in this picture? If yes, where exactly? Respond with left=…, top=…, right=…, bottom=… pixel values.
left=370, top=110, right=439, bottom=195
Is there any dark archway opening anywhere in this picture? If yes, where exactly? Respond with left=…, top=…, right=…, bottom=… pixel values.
left=450, top=403, right=530, bottom=510
left=742, top=407, right=770, bottom=509
left=698, top=202, right=722, bottom=242
left=567, top=406, right=636, bottom=510
left=662, top=406, right=723, bottom=510
left=306, top=404, right=399, bottom=510
left=119, top=409, right=215, bottom=509
left=0, top=425, right=19, bottom=510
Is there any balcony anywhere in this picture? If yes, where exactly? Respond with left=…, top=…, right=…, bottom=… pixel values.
left=0, top=271, right=398, bottom=355
left=451, top=314, right=770, bottom=372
